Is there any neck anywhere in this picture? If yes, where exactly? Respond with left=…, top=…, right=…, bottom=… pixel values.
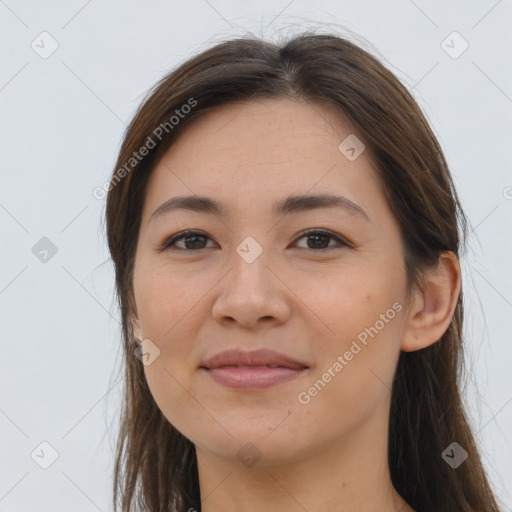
left=195, top=398, right=413, bottom=512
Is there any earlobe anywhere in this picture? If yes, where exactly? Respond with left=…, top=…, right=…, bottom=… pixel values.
left=401, top=251, right=461, bottom=352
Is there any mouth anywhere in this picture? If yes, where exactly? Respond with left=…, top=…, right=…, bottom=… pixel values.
left=200, top=365, right=309, bottom=390
left=199, top=348, right=310, bottom=390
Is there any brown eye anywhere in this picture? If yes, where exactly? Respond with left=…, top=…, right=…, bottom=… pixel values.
left=294, top=230, right=348, bottom=251
left=161, top=230, right=215, bottom=251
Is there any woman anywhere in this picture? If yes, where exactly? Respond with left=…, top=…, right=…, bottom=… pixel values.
left=105, top=31, right=502, bottom=512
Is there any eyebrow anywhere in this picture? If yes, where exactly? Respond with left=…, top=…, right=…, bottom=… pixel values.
left=149, top=193, right=370, bottom=224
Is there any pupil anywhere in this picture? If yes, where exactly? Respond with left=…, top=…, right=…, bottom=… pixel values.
left=186, top=235, right=205, bottom=249
left=308, top=234, right=328, bottom=249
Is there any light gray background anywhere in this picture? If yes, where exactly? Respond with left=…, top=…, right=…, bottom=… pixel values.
left=1, top=1, right=511, bottom=510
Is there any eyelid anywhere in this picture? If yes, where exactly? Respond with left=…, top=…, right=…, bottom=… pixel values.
left=159, top=228, right=352, bottom=252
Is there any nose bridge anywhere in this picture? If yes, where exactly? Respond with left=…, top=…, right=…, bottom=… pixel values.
left=229, top=234, right=270, bottom=293
left=211, top=233, right=289, bottom=327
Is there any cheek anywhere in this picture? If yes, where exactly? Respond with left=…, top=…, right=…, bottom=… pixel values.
left=134, top=264, right=211, bottom=432
left=295, top=297, right=404, bottom=443
left=309, top=262, right=406, bottom=396
left=133, top=262, right=207, bottom=341
left=312, top=261, right=403, bottom=336
left=142, top=359, right=214, bottom=450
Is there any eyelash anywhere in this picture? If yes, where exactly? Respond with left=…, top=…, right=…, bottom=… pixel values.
left=159, top=229, right=350, bottom=253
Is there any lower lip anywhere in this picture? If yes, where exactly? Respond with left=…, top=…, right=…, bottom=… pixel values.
left=202, top=366, right=307, bottom=390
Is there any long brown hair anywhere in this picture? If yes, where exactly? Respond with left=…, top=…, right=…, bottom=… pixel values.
left=105, top=31, right=502, bottom=512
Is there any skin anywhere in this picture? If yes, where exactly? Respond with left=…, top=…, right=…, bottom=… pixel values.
left=131, top=98, right=461, bottom=512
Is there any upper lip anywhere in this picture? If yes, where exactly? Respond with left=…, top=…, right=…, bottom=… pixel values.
left=200, top=349, right=308, bottom=370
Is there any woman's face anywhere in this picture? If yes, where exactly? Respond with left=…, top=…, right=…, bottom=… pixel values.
left=132, top=98, right=410, bottom=464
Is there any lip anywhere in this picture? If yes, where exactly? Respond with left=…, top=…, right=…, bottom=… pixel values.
left=200, top=349, right=309, bottom=390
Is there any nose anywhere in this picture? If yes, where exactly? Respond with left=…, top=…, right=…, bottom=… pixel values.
left=211, top=246, right=291, bottom=330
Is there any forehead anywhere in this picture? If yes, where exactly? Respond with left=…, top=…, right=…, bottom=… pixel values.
left=142, top=98, right=382, bottom=221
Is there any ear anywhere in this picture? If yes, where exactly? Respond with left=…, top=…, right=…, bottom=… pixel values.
left=131, top=316, right=143, bottom=346
left=401, top=251, right=461, bottom=352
